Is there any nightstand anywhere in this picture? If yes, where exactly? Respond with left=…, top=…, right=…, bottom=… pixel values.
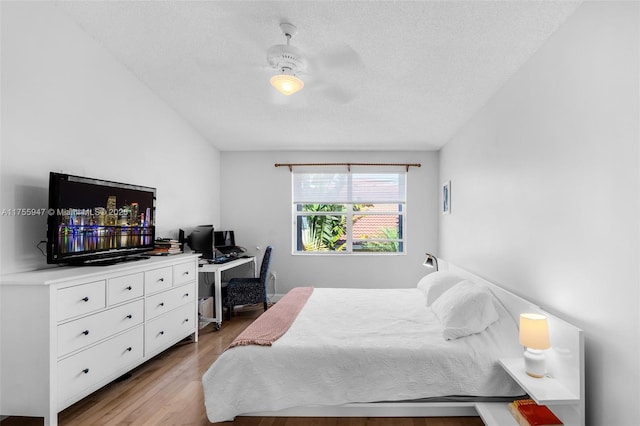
left=475, top=357, right=583, bottom=426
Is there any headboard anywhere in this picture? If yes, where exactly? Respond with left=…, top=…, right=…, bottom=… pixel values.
left=445, top=261, right=585, bottom=425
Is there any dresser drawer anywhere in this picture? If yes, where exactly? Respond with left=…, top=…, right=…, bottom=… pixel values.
left=57, top=325, right=143, bottom=407
left=57, top=281, right=106, bottom=322
left=145, top=303, right=195, bottom=356
left=144, top=266, right=173, bottom=294
left=173, top=261, right=196, bottom=286
left=108, top=273, right=144, bottom=306
left=145, top=282, right=196, bottom=321
left=58, top=299, right=144, bottom=357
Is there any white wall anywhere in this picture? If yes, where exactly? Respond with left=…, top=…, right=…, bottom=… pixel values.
left=0, top=2, right=220, bottom=274
left=440, top=2, right=639, bottom=425
left=220, top=151, right=439, bottom=294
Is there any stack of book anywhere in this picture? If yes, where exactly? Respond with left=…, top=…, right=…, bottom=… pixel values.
left=148, top=238, right=182, bottom=256
left=508, top=399, right=563, bottom=426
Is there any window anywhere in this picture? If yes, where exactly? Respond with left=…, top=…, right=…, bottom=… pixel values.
left=292, top=172, right=406, bottom=254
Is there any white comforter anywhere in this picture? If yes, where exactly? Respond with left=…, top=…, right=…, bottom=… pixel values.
left=202, top=288, right=523, bottom=422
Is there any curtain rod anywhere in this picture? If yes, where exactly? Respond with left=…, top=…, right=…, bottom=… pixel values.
left=274, top=162, right=422, bottom=172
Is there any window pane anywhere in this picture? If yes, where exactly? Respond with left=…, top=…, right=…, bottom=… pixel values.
left=296, top=215, right=346, bottom=252
left=300, top=203, right=347, bottom=212
left=353, top=203, right=401, bottom=213
left=293, top=172, right=406, bottom=203
left=293, top=174, right=349, bottom=203
left=352, top=214, right=402, bottom=240
left=351, top=173, right=406, bottom=203
left=353, top=240, right=401, bottom=253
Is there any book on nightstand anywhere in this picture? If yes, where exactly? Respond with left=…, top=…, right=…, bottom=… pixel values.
left=508, top=399, right=563, bottom=426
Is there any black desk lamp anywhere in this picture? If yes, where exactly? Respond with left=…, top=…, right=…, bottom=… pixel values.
left=423, top=253, right=439, bottom=271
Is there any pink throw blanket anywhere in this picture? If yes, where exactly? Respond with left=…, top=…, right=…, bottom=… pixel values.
left=227, top=287, right=314, bottom=350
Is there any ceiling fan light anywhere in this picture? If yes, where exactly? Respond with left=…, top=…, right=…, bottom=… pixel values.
left=270, top=74, right=304, bottom=96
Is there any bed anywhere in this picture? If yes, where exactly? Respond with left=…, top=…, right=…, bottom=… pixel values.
left=202, top=263, right=584, bottom=425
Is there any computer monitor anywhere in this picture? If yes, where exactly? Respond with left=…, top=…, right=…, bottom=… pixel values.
left=187, top=225, right=214, bottom=259
left=214, top=230, right=235, bottom=248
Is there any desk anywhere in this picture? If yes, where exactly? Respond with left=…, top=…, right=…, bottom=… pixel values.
left=199, top=256, right=257, bottom=330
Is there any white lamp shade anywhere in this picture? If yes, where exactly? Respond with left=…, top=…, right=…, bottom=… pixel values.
left=519, top=313, right=551, bottom=349
left=270, top=74, right=304, bottom=95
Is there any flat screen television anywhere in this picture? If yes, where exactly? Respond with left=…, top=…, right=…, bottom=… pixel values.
left=47, top=172, right=156, bottom=265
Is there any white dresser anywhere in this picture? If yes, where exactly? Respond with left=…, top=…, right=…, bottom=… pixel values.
left=0, top=254, right=199, bottom=426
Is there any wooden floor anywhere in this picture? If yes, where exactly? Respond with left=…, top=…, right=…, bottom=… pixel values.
left=1, top=306, right=484, bottom=426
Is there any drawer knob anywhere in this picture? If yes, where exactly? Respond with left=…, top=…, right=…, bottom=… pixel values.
left=159, top=302, right=165, bottom=307
left=159, top=331, right=164, bottom=336
left=126, top=314, right=133, bottom=319
left=82, top=330, right=89, bottom=336
left=82, top=368, right=90, bottom=374
left=183, top=271, right=189, bottom=275
left=184, top=293, right=189, bottom=297
left=126, top=286, right=132, bottom=290
left=126, top=347, right=132, bottom=352
left=184, top=318, right=189, bottom=323
left=82, top=296, right=89, bottom=302
left=158, top=278, right=164, bottom=282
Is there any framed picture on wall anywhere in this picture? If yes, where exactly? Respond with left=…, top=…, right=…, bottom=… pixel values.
left=442, top=181, right=451, bottom=214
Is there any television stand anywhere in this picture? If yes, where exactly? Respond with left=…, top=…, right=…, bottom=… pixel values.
left=0, top=253, right=200, bottom=426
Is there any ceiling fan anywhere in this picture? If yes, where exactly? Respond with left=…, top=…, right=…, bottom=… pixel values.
left=265, top=23, right=364, bottom=103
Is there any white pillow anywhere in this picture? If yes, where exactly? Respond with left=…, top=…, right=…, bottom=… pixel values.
left=416, top=271, right=465, bottom=306
left=431, top=280, right=500, bottom=340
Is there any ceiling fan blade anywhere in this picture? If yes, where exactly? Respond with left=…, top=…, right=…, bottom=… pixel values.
left=311, top=42, right=364, bottom=73
left=322, top=85, right=358, bottom=104
left=303, top=42, right=364, bottom=104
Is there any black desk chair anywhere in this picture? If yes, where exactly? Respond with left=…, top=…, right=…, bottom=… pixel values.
left=224, top=246, right=273, bottom=319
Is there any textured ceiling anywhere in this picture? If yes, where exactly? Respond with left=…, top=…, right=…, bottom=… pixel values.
left=58, top=1, right=581, bottom=152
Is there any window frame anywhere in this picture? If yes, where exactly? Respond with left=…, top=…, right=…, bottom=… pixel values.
left=291, top=171, right=406, bottom=255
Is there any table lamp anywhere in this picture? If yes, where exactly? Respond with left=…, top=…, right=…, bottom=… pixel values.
left=519, top=313, right=551, bottom=378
